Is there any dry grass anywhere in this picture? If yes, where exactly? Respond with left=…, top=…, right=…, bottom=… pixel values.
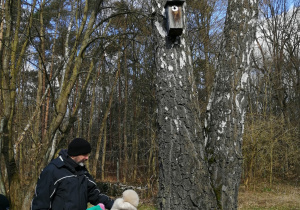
left=138, top=181, right=300, bottom=210
left=90, top=181, right=300, bottom=209
left=238, top=182, right=300, bottom=210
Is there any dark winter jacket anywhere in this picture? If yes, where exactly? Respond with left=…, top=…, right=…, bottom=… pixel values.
left=0, top=194, right=9, bottom=210
left=31, top=149, right=114, bottom=210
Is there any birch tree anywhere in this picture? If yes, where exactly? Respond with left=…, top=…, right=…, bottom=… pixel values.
left=153, top=0, right=217, bottom=208
left=153, top=0, right=258, bottom=209
left=205, top=0, right=258, bottom=209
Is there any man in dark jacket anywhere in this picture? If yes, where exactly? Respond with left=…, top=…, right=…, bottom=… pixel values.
left=31, top=138, right=114, bottom=210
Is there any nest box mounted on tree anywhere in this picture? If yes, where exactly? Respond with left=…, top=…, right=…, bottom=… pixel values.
left=165, top=0, right=185, bottom=37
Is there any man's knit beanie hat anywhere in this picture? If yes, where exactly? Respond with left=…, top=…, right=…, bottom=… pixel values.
left=68, top=138, right=91, bottom=156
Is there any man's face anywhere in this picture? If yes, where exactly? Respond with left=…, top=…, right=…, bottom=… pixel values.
left=71, top=154, right=90, bottom=165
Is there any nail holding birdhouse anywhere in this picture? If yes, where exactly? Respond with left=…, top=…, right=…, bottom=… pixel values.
left=165, top=0, right=185, bottom=37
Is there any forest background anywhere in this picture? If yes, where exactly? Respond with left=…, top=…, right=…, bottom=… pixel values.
left=0, top=0, right=299, bottom=209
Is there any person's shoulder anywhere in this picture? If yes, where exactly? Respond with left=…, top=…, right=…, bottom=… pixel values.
left=41, top=155, right=65, bottom=172
left=39, top=156, right=68, bottom=179
left=40, top=162, right=55, bottom=173
left=50, top=155, right=65, bottom=168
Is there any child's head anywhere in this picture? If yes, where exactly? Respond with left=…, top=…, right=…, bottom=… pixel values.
left=123, top=189, right=139, bottom=207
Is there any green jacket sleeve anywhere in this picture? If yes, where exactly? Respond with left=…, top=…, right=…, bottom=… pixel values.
left=87, top=205, right=102, bottom=210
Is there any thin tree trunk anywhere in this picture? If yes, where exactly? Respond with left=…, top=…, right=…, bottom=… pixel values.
left=123, top=50, right=128, bottom=183
left=131, top=40, right=138, bottom=181
left=87, top=67, right=99, bottom=143
left=117, top=48, right=123, bottom=181
left=44, top=4, right=61, bottom=141
left=101, top=121, right=107, bottom=180
left=147, top=116, right=156, bottom=196
left=92, top=67, right=121, bottom=177
left=132, top=98, right=139, bottom=181
left=34, top=0, right=46, bottom=146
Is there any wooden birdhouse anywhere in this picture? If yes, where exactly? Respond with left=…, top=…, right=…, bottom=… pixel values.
left=165, top=0, right=185, bottom=37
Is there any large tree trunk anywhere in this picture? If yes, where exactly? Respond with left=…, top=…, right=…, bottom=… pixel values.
left=205, top=0, right=258, bottom=209
left=154, top=0, right=258, bottom=209
left=153, top=0, right=218, bottom=209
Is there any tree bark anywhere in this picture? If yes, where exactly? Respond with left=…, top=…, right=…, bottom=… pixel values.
left=123, top=49, right=128, bottom=183
left=205, top=0, right=258, bottom=209
left=153, top=0, right=218, bottom=208
left=117, top=48, right=123, bottom=181
left=0, top=1, right=37, bottom=209
left=154, top=0, right=258, bottom=209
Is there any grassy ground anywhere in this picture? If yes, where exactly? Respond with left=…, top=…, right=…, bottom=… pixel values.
left=88, top=181, right=299, bottom=209
left=238, top=181, right=300, bottom=210
left=136, top=182, right=300, bottom=210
